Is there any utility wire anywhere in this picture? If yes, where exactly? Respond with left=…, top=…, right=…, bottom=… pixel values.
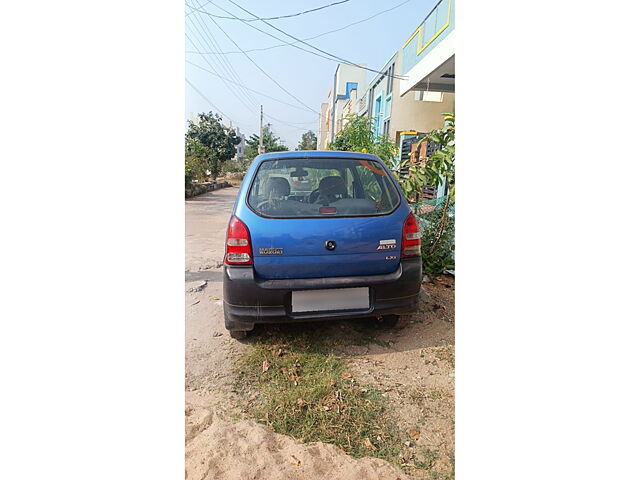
left=186, top=0, right=214, bottom=16
left=189, top=0, right=260, bottom=109
left=185, top=0, right=350, bottom=21
left=185, top=24, right=256, bottom=115
left=192, top=3, right=374, bottom=74
left=190, top=1, right=256, bottom=102
left=187, top=74, right=308, bottom=136
left=199, top=1, right=406, bottom=80
left=186, top=0, right=411, bottom=55
left=186, top=59, right=318, bottom=113
left=185, top=29, right=255, bottom=114
left=186, top=78, right=235, bottom=123
left=226, top=0, right=407, bottom=80
left=263, top=113, right=315, bottom=131
left=200, top=11, right=319, bottom=115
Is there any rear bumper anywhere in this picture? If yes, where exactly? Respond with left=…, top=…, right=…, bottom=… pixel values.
left=223, top=258, right=422, bottom=330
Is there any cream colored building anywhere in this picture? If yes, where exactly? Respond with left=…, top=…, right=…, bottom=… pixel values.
left=361, top=50, right=454, bottom=144
left=318, top=102, right=329, bottom=150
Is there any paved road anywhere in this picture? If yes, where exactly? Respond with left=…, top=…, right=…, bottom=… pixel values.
left=184, top=186, right=249, bottom=394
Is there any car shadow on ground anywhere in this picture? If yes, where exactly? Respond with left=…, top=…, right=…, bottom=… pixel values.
left=242, top=276, right=455, bottom=356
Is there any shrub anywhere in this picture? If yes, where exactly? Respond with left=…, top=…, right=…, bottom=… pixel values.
left=414, top=197, right=455, bottom=275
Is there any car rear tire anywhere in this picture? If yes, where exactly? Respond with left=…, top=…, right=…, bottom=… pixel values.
left=380, top=314, right=413, bottom=329
left=229, top=330, right=248, bottom=340
left=395, top=314, right=414, bottom=329
left=379, top=315, right=399, bottom=328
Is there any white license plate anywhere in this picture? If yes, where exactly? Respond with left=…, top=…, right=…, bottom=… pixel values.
left=291, top=287, right=370, bottom=313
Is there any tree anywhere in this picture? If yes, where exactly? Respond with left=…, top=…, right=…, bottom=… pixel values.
left=296, top=130, right=317, bottom=150
left=328, top=114, right=397, bottom=163
left=425, top=113, right=455, bottom=202
left=414, top=112, right=455, bottom=273
left=185, top=139, right=209, bottom=186
left=244, top=123, right=289, bottom=163
left=185, top=112, right=240, bottom=180
left=423, top=112, right=455, bottom=256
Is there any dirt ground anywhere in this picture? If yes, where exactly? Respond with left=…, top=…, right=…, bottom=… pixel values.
left=185, top=187, right=454, bottom=479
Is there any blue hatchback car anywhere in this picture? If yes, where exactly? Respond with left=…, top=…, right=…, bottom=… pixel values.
left=223, top=151, right=422, bottom=339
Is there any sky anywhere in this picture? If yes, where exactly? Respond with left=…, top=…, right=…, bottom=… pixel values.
left=185, top=0, right=437, bottom=148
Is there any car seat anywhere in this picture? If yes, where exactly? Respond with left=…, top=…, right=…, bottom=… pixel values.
left=309, top=176, right=348, bottom=204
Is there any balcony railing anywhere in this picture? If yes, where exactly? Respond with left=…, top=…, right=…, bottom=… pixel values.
left=401, top=0, right=454, bottom=74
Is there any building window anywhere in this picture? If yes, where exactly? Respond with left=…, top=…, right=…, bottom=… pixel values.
left=373, top=94, right=383, bottom=138
left=386, top=63, right=395, bottom=93
left=383, top=119, right=390, bottom=137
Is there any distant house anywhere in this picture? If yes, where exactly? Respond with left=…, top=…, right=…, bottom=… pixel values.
left=317, top=63, right=367, bottom=148
left=317, top=0, right=455, bottom=199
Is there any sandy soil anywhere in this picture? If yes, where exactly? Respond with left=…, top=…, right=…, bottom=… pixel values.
left=186, top=396, right=411, bottom=480
left=345, top=275, right=455, bottom=475
left=185, top=187, right=454, bottom=480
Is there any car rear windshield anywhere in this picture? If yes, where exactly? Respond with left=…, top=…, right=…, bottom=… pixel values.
left=247, top=158, right=400, bottom=218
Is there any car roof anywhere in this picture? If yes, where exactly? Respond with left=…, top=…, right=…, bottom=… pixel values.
left=255, top=150, right=383, bottom=163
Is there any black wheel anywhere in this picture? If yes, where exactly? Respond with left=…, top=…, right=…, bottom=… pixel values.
left=229, top=330, right=248, bottom=340
left=379, top=315, right=399, bottom=328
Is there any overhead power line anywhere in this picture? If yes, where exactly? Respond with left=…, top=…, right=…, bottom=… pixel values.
left=191, top=3, right=357, bottom=73
left=190, top=4, right=347, bottom=66
left=186, top=78, right=235, bottom=123
left=226, top=0, right=407, bottom=80
left=185, top=0, right=350, bottom=21
left=185, top=22, right=257, bottom=115
left=187, top=75, right=311, bottom=136
left=184, top=33, right=255, bottom=115
left=186, top=60, right=318, bottom=114
left=263, top=113, right=316, bottom=131
left=199, top=10, right=319, bottom=115
left=186, top=0, right=214, bottom=16
left=200, top=1, right=406, bottom=80
left=189, top=0, right=260, bottom=110
left=186, top=0, right=411, bottom=55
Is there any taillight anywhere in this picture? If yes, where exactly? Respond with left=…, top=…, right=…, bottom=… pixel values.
left=401, top=213, right=421, bottom=258
left=319, top=206, right=337, bottom=214
left=225, top=216, right=253, bottom=265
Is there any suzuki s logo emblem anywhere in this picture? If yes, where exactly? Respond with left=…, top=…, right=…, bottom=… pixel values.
left=325, top=240, right=336, bottom=251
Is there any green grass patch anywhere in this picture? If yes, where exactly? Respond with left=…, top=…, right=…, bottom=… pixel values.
left=235, top=329, right=403, bottom=463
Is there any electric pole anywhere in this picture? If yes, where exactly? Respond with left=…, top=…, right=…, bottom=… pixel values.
left=258, top=105, right=264, bottom=155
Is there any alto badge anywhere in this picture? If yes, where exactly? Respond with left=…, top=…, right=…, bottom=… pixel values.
left=377, top=239, right=397, bottom=251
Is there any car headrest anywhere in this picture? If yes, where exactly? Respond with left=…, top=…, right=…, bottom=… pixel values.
left=318, top=176, right=347, bottom=196
left=262, top=177, right=290, bottom=198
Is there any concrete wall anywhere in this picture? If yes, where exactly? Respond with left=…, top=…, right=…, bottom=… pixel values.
left=185, top=181, right=231, bottom=198
left=361, top=50, right=454, bottom=142
left=331, top=64, right=367, bottom=142
left=390, top=91, right=454, bottom=140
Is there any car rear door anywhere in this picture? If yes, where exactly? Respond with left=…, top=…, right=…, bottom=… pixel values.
left=249, top=209, right=406, bottom=279
left=242, top=155, right=408, bottom=280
